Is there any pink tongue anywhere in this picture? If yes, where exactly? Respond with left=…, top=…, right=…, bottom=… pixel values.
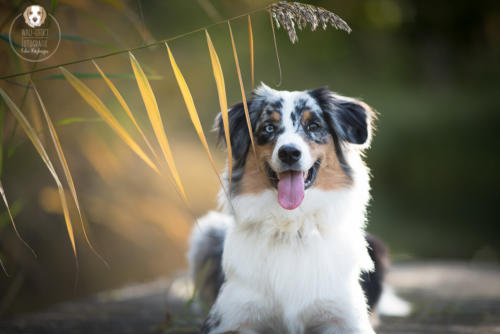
left=277, top=171, right=305, bottom=210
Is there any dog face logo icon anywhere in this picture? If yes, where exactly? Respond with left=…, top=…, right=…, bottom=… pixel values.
left=23, top=5, right=47, bottom=28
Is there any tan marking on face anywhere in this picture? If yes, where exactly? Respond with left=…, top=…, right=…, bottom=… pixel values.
left=301, top=109, right=312, bottom=123
left=309, top=138, right=352, bottom=190
left=237, top=137, right=351, bottom=195
left=270, top=111, right=281, bottom=122
left=238, top=143, right=274, bottom=195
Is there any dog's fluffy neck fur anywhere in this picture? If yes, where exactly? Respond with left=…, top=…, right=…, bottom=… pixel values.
left=209, top=149, right=375, bottom=333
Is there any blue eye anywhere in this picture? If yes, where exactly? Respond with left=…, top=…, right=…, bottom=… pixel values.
left=264, top=124, right=275, bottom=133
left=307, top=122, right=320, bottom=132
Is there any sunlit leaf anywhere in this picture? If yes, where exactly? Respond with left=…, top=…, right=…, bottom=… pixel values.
left=205, top=30, right=232, bottom=187
left=228, top=22, right=256, bottom=157
left=92, top=60, right=161, bottom=165
left=31, top=82, right=108, bottom=267
left=129, top=52, right=187, bottom=203
left=0, top=89, right=74, bottom=260
left=166, top=43, right=224, bottom=192
left=60, top=66, right=160, bottom=174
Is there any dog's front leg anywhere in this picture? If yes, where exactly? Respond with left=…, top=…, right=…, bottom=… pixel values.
left=302, top=284, right=375, bottom=334
left=200, top=282, right=269, bottom=334
left=337, top=283, right=376, bottom=334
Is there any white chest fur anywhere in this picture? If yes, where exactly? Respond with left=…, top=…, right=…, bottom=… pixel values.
left=207, top=155, right=376, bottom=333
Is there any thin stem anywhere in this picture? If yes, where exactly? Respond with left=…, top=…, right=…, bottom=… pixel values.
left=269, top=10, right=282, bottom=87
left=0, top=6, right=268, bottom=80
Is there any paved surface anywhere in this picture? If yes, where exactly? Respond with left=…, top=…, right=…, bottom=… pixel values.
left=0, top=261, right=499, bottom=333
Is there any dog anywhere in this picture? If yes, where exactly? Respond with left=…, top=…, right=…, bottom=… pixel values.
left=188, top=83, right=388, bottom=333
left=23, top=5, right=47, bottom=28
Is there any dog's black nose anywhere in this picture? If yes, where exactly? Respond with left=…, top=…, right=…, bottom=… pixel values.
left=278, top=145, right=301, bottom=165
left=33, top=17, right=37, bottom=21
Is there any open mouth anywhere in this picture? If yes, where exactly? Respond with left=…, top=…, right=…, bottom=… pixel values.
left=264, top=159, right=321, bottom=210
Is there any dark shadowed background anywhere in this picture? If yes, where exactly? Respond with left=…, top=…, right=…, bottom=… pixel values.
left=0, top=0, right=498, bottom=317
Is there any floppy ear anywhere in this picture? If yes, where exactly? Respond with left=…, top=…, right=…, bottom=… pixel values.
left=41, top=7, right=47, bottom=24
left=214, top=100, right=257, bottom=166
left=23, top=8, right=30, bottom=25
left=309, top=87, right=375, bottom=148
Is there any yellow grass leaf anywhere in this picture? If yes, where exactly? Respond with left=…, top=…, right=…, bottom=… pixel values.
left=166, top=42, right=225, bottom=192
left=31, top=82, right=108, bottom=267
left=228, top=22, right=256, bottom=157
left=60, top=66, right=160, bottom=175
left=0, top=180, right=36, bottom=259
left=128, top=52, right=188, bottom=203
left=0, top=88, right=76, bottom=263
left=92, top=60, right=161, bottom=166
left=248, top=15, right=255, bottom=90
left=205, top=30, right=232, bottom=187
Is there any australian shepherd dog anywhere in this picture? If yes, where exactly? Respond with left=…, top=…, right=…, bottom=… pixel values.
left=187, top=83, right=390, bottom=333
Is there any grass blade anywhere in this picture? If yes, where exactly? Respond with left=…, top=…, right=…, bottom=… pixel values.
left=50, top=0, right=58, bottom=13
left=92, top=60, right=161, bottom=166
left=60, top=66, right=160, bottom=175
left=0, top=254, right=9, bottom=276
left=31, top=82, right=108, bottom=268
left=166, top=43, right=223, bottom=189
left=55, top=117, right=103, bottom=126
left=0, top=89, right=75, bottom=262
left=205, top=30, right=232, bottom=187
left=129, top=52, right=187, bottom=203
left=269, top=10, right=282, bottom=87
left=248, top=15, right=255, bottom=90
left=228, top=22, right=256, bottom=157
left=0, top=34, right=21, bottom=48
left=40, top=73, right=163, bottom=81
left=0, top=180, right=36, bottom=259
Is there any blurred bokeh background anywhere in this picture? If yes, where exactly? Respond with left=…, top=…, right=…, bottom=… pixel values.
left=0, top=0, right=498, bottom=317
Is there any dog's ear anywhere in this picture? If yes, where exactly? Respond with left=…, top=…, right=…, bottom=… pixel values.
left=41, top=7, right=47, bottom=25
left=23, top=7, right=30, bottom=25
left=214, top=99, right=259, bottom=164
left=309, top=87, right=375, bottom=148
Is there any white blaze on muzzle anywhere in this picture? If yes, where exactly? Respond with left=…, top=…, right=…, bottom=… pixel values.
left=271, top=131, right=314, bottom=210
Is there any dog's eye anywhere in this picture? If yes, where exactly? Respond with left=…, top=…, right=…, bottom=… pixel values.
left=264, top=124, right=275, bottom=133
left=307, top=122, right=320, bottom=132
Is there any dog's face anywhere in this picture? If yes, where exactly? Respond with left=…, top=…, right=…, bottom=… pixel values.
left=23, top=5, right=47, bottom=28
left=217, top=84, right=374, bottom=210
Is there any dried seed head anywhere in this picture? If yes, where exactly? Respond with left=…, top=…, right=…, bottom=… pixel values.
left=269, top=1, right=351, bottom=43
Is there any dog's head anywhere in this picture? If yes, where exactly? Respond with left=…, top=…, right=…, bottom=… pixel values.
left=23, top=5, right=47, bottom=28
left=216, top=84, right=375, bottom=210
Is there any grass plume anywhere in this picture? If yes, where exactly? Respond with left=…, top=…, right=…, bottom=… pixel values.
left=269, top=1, right=351, bottom=43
